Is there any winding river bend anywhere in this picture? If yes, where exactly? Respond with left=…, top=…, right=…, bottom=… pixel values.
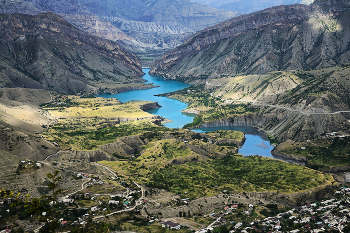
left=99, top=69, right=281, bottom=159
left=99, top=68, right=194, bottom=128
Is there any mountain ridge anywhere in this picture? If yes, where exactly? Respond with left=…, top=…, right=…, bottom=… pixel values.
left=0, top=0, right=237, bottom=62
left=0, top=12, right=144, bottom=94
left=150, top=0, right=350, bottom=81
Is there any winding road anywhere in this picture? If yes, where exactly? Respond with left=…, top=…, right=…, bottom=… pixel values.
left=93, top=181, right=145, bottom=220
left=235, top=100, right=350, bottom=115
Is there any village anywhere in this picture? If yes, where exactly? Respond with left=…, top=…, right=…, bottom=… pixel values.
left=190, top=186, right=350, bottom=233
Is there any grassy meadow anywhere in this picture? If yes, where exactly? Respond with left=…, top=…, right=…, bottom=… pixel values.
left=41, top=96, right=161, bottom=150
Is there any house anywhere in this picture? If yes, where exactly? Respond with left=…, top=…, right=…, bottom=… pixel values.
left=59, top=198, right=73, bottom=204
left=108, top=200, right=119, bottom=205
left=345, top=173, right=350, bottom=183
left=219, top=217, right=227, bottom=224
left=162, top=221, right=181, bottom=230
left=224, top=206, right=229, bottom=210
left=61, top=220, right=67, bottom=226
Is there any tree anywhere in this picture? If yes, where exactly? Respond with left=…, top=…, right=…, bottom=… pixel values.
left=47, top=170, right=62, bottom=198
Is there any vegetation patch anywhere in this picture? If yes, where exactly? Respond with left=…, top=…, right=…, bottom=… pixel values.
left=41, top=96, right=163, bottom=150
left=278, top=136, right=350, bottom=170
left=146, top=156, right=333, bottom=198
left=102, top=145, right=333, bottom=199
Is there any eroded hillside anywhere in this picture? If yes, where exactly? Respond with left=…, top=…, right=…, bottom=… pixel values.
left=163, top=65, right=350, bottom=142
left=0, top=0, right=237, bottom=63
left=0, top=12, right=144, bottom=95
left=151, top=0, right=350, bottom=81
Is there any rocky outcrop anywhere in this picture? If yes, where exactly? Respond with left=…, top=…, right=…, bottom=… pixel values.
left=0, top=12, right=143, bottom=94
left=271, top=148, right=307, bottom=162
left=195, top=109, right=350, bottom=142
left=139, top=102, right=162, bottom=111
left=97, top=83, right=158, bottom=95
left=45, top=150, right=117, bottom=162
left=151, top=0, right=350, bottom=81
left=99, top=135, right=146, bottom=158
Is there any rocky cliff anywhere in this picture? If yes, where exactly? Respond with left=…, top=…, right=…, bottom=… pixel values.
left=78, top=0, right=236, bottom=51
left=150, top=0, right=350, bottom=81
left=191, top=64, right=350, bottom=142
left=0, top=12, right=143, bottom=94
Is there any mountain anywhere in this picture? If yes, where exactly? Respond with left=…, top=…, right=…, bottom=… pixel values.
left=191, top=0, right=310, bottom=14
left=76, top=0, right=238, bottom=61
left=0, top=12, right=143, bottom=94
left=0, top=0, right=237, bottom=63
left=0, top=0, right=131, bottom=42
left=150, top=0, right=350, bottom=81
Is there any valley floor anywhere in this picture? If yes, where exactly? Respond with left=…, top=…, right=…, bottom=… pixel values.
left=1, top=66, right=350, bottom=232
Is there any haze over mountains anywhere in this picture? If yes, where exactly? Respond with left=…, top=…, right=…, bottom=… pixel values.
left=0, top=0, right=237, bottom=62
left=151, top=0, right=350, bottom=81
left=192, top=0, right=314, bottom=14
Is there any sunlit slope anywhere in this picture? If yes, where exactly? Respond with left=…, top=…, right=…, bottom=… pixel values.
left=151, top=1, right=350, bottom=81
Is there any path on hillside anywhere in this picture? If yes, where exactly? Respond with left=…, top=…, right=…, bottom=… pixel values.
left=233, top=100, right=350, bottom=115
left=92, top=181, right=145, bottom=220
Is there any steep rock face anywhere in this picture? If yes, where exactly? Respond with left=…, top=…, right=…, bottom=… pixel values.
left=196, top=65, right=350, bottom=142
left=195, top=110, right=350, bottom=142
left=76, top=0, right=237, bottom=60
left=0, top=13, right=143, bottom=94
left=151, top=0, right=350, bottom=81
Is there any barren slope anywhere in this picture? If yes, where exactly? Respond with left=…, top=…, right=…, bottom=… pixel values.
left=151, top=0, right=350, bottom=81
left=0, top=12, right=144, bottom=95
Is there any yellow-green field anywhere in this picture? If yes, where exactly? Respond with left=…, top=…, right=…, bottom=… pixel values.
left=45, top=96, right=154, bottom=119
left=41, top=96, right=163, bottom=150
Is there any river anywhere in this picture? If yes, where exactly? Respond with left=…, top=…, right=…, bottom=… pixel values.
left=99, top=68, right=194, bottom=128
left=99, top=69, right=282, bottom=159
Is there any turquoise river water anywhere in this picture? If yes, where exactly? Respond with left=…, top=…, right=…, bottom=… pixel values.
left=99, top=69, right=283, bottom=159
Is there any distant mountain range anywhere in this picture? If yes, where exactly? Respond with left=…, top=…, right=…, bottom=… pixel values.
left=0, top=12, right=143, bottom=94
left=0, top=0, right=237, bottom=62
left=151, top=0, right=350, bottom=81
left=191, top=0, right=314, bottom=14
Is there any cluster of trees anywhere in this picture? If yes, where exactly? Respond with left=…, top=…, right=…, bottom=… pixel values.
left=283, top=136, right=350, bottom=170
left=147, top=156, right=327, bottom=198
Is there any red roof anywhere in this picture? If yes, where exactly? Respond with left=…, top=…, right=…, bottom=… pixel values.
left=231, top=204, right=238, bottom=208
left=224, top=206, right=229, bottom=210
left=61, top=221, right=68, bottom=225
